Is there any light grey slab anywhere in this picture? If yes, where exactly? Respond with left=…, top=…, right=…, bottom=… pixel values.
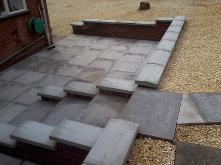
left=121, top=54, right=145, bottom=63
left=156, top=39, right=176, bottom=52
left=90, top=42, right=112, bottom=50
left=77, top=68, right=106, bottom=83
left=120, top=88, right=181, bottom=141
left=0, top=103, right=27, bottom=123
left=177, top=94, right=205, bottom=124
left=107, top=71, right=135, bottom=80
left=0, top=68, right=26, bottom=81
left=162, top=32, right=180, bottom=42
left=175, top=142, right=221, bottom=165
left=167, top=25, right=182, bottom=33
left=128, top=46, right=152, bottom=55
left=156, top=17, right=173, bottom=23
left=9, top=101, right=56, bottom=126
left=56, top=65, right=82, bottom=77
left=64, top=81, right=97, bottom=97
left=84, top=118, right=138, bottom=165
left=135, top=21, right=156, bottom=26
left=135, top=64, right=165, bottom=88
left=11, top=121, right=56, bottom=150
left=50, top=120, right=103, bottom=150
left=146, top=49, right=171, bottom=66
left=109, top=45, right=128, bottom=52
left=33, top=60, right=65, bottom=74
left=175, top=16, right=186, bottom=21
left=71, top=21, right=84, bottom=26
left=14, top=71, right=47, bottom=86
left=0, top=153, right=22, bottom=165
left=76, top=94, right=128, bottom=127
left=13, top=57, right=45, bottom=70
left=37, top=86, right=65, bottom=100
left=97, top=78, right=137, bottom=95
left=43, top=97, right=90, bottom=126
left=112, top=61, right=141, bottom=73
left=171, top=20, right=184, bottom=26
left=99, top=51, right=124, bottom=60
left=87, top=59, right=113, bottom=70
left=68, top=55, right=97, bottom=66
left=0, top=123, right=16, bottom=148
left=189, top=93, right=221, bottom=123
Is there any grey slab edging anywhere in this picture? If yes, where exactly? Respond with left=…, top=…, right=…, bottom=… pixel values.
left=136, top=16, right=186, bottom=88
left=0, top=123, right=17, bottom=148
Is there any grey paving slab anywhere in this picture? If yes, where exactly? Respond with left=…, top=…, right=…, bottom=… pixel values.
left=0, top=123, right=16, bottom=148
left=11, top=121, right=56, bottom=150
left=13, top=57, right=45, bottom=70
left=76, top=94, right=128, bottom=127
left=0, top=153, right=22, bottom=165
left=14, top=71, right=47, bottom=86
left=171, top=20, right=184, bottom=26
left=135, top=64, right=165, bottom=88
left=77, top=68, right=106, bottom=83
left=162, top=31, right=180, bottom=42
left=81, top=49, right=103, bottom=57
left=50, top=120, right=103, bottom=150
left=68, top=55, right=97, bottom=66
left=49, top=52, right=76, bottom=62
left=84, top=118, right=138, bottom=165
left=64, top=81, right=97, bottom=97
left=0, top=83, right=29, bottom=102
left=107, top=71, right=135, bottom=80
left=9, top=101, right=56, bottom=126
left=189, top=93, right=221, bottom=123
left=99, top=51, right=124, bottom=60
left=33, top=50, right=53, bottom=59
left=175, top=142, right=221, bottom=165
left=167, top=25, right=182, bottom=33
left=90, top=42, right=112, bottom=50
left=120, top=88, right=182, bottom=141
left=87, top=59, right=113, bottom=70
left=0, top=68, right=26, bottom=81
left=109, top=45, right=128, bottom=52
left=146, top=49, right=171, bottom=66
left=55, top=65, right=82, bottom=77
left=156, top=39, right=176, bottom=52
left=0, top=103, right=27, bottom=123
left=112, top=61, right=141, bottom=73
left=177, top=94, right=205, bottom=124
left=156, top=17, right=173, bottom=23
left=121, top=54, right=145, bottom=63
left=37, top=74, right=72, bottom=87
left=134, top=40, right=156, bottom=47
left=14, top=87, right=40, bottom=105
left=97, top=78, right=137, bottom=95
left=61, top=46, right=84, bottom=55
left=37, top=86, right=65, bottom=100
left=128, top=46, right=152, bottom=55
left=43, top=97, right=90, bottom=126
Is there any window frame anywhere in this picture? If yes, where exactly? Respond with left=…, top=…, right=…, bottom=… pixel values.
left=1, top=0, right=27, bottom=15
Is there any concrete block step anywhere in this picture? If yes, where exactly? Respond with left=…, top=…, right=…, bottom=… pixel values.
left=50, top=120, right=103, bottom=150
left=0, top=123, right=16, bottom=148
left=97, top=78, right=137, bottom=96
left=10, top=121, right=56, bottom=150
left=83, top=118, right=138, bottom=165
left=37, top=86, right=65, bottom=102
left=64, top=81, right=97, bottom=98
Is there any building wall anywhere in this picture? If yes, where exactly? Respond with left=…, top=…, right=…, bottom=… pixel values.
left=0, top=0, right=49, bottom=69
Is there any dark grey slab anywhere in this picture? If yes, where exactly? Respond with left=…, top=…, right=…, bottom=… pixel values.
left=21, top=161, right=40, bottom=165
left=0, top=123, right=16, bottom=148
left=83, top=118, right=138, bottom=165
left=50, top=120, right=103, bottom=150
left=190, top=93, right=221, bottom=123
left=43, top=97, right=90, bottom=126
left=175, top=142, right=221, bottom=165
left=9, top=101, right=56, bottom=126
left=0, top=68, right=26, bottom=81
left=0, top=153, right=21, bottom=165
left=120, top=88, right=181, bottom=141
left=76, top=94, right=128, bottom=127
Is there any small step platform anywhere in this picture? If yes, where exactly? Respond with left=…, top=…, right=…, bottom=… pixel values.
left=83, top=118, right=138, bottom=165
left=50, top=120, right=103, bottom=150
left=64, top=81, right=97, bottom=98
left=0, top=123, right=16, bottom=148
left=37, top=86, right=65, bottom=102
left=97, top=78, right=137, bottom=96
left=10, top=121, right=56, bottom=150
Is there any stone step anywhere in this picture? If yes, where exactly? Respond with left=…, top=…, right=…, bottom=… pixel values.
left=97, top=78, right=137, bottom=96
left=83, top=118, right=138, bottom=165
left=10, top=121, right=56, bottom=150
left=0, top=123, right=16, bottom=148
left=50, top=120, right=103, bottom=151
left=37, top=86, right=65, bottom=102
left=64, top=81, right=97, bottom=98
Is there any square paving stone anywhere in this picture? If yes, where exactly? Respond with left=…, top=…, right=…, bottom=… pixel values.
left=9, top=101, right=56, bottom=126
left=99, top=51, right=124, bottom=60
left=68, top=55, right=96, bottom=66
left=175, top=142, right=221, bottom=165
left=134, top=40, right=156, bottom=47
left=12, top=57, right=45, bottom=70
left=14, top=87, right=40, bottom=105
left=76, top=94, right=128, bottom=127
left=14, top=71, right=47, bottom=85
left=43, top=97, right=90, bottom=126
left=109, top=45, right=128, bottom=52
left=89, top=42, right=112, bottom=50
left=77, top=68, right=107, bottom=83
left=0, top=153, right=22, bottom=165
left=33, top=50, right=53, bottom=59
left=167, top=25, right=182, bottom=33
left=121, top=54, right=145, bottom=63
left=64, top=81, right=97, bottom=97
left=62, top=47, right=84, bottom=56
left=87, top=59, right=113, bottom=70
left=112, top=61, right=141, bottom=73
left=0, top=123, right=17, bottom=148
left=156, top=39, right=176, bottom=52
left=37, top=86, right=65, bottom=101
left=120, top=88, right=182, bottom=141
left=128, top=46, right=152, bottom=55
left=177, top=94, right=205, bottom=124
left=37, top=74, right=72, bottom=87
left=146, top=49, right=171, bottom=66
left=0, top=83, right=29, bottom=102
left=33, top=60, right=65, bottom=74
left=189, top=93, right=221, bottom=123
left=0, top=68, right=26, bottom=81
left=56, top=65, right=82, bottom=77
left=49, top=52, right=76, bottom=62
left=162, top=31, right=180, bottom=42
left=0, top=103, right=27, bottom=123
left=81, top=49, right=103, bottom=57
left=107, top=71, right=135, bottom=80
